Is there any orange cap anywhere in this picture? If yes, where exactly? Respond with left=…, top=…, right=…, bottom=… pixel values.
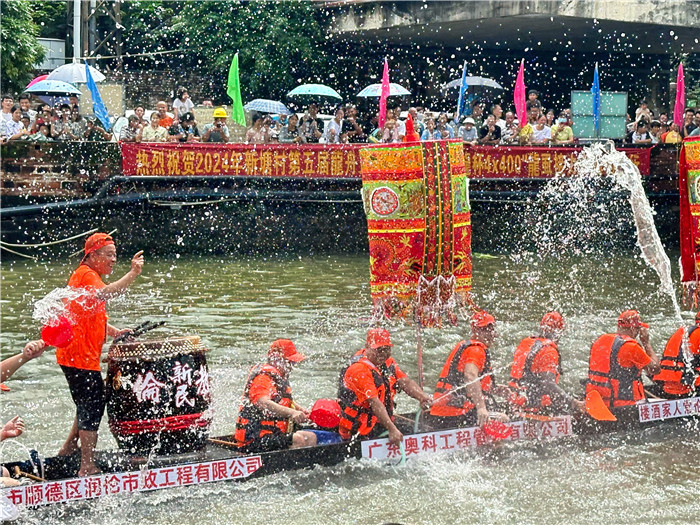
left=617, top=310, right=649, bottom=329
left=366, top=328, right=392, bottom=349
left=269, top=339, right=306, bottom=362
left=471, top=311, right=496, bottom=328
left=540, top=311, right=564, bottom=332
left=84, top=232, right=114, bottom=256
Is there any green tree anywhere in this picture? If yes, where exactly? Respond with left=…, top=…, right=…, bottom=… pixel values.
left=120, top=0, right=329, bottom=102
left=1, top=0, right=45, bottom=96
left=30, top=0, right=68, bottom=40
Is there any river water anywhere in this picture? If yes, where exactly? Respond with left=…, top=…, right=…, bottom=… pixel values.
left=1, top=251, right=699, bottom=524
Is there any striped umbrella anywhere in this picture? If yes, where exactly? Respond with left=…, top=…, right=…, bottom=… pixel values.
left=244, top=99, right=291, bottom=115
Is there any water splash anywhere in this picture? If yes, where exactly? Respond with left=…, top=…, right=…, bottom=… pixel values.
left=31, top=287, right=92, bottom=325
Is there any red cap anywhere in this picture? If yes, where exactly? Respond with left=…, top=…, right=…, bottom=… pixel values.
left=84, top=233, right=114, bottom=256
left=471, top=311, right=496, bottom=328
left=540, top=311, right=564, bottom=332
left=366, top=328, right=392, bottom=350
left=268, top=339, right=306, bottom=362
left=618, top=310, right=649, bottom=329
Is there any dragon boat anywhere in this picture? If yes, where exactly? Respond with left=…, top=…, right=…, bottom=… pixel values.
left=3, top=393, right=700, bottom=511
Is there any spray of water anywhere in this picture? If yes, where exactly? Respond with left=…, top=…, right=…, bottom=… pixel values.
left=31, top=287, right=94, bottom=325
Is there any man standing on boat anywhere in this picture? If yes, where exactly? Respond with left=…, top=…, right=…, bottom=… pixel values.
left=234, top=340, right=317, bottom=452
left=586, top=310, right=660, bottom=409
left=508, top=312, right=585, bottom=415
left=651, top=312, right=700, bottom=398
left=428, top=312, right=501, bottom=429
left=55, top=232, right=144, bottom=477
left=338, top=329, right=430, bottom=446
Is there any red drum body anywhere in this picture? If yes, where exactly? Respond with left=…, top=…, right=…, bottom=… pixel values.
left=106, top=336, right=212, bottom=455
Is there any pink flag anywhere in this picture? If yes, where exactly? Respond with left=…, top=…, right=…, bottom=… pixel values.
left=514, top=59, right=526, bottom=127
left=674, top=62, right=685, bottom=127
left=379, top=58, right=390, bottom=128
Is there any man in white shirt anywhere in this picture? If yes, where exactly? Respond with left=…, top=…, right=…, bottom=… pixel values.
left=323, top=107, right=345, bottom=143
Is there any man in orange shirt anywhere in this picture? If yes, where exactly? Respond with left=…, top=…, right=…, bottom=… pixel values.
left=652, top=312, right=700, bottom=397
left=338, top=329, right=429, bottom=446
left=234, top=339, right=317, bottom=452
left=51, top=233, right=144, bottom=476
left=508, top=312, right=584, bottom=415
left=586, top=310, right=659, bottom=409
left=429, top=311, right=500, bottom=429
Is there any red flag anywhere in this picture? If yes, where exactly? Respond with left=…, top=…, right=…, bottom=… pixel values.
left=379, top=58, right=390, bottom=128
left=514, top=59, right=526, bottom=127
left=674, top=63, right=685, bottom=127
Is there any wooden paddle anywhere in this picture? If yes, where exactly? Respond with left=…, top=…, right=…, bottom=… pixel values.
left=585, top=390, right=617, bottom=421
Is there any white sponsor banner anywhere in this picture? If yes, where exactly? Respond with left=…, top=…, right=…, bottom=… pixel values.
left=361, top=416, right=572, bottom=460
left=1, top=455, right=262, bottom=508
left=638, top=396, right=700, bottom=423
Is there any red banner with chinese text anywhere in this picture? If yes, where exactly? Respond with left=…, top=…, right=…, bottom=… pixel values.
left=121, top=143, right=363, bottom=178
left=463, top=145, right=651, bottom=178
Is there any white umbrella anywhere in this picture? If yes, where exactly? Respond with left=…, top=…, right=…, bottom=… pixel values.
left=357, top=83, right=411, bottom=97
left=47, top=60, right=106, bottom=84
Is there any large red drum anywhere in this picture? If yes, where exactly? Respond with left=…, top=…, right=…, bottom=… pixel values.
left=106, top=335, right=212, bottom=455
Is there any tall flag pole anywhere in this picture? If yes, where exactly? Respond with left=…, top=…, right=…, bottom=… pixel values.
left=591, top=62, right=601, bottom=137
left=674, top=62, right=685, bottom=128
left=455, top=60, right=468, bottom=125
left=379, top=57, right=390, bottom=128
left=85, top=63, right=110, bottom=130
left=514, top=59, right=526, bottom=127
left=227, top=52, right=246, bottom=127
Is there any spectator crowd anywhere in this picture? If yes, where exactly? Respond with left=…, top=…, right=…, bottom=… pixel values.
left=2, top=87, right=700, bottom=147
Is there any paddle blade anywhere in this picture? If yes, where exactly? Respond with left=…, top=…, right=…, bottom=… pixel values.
left=483, top=420, right=513, bottom=440
left=309, top=398, right=341, bottom=429
left=585, top=390, right=617, bottom=421
left=41, top=316, right=74, bottom=348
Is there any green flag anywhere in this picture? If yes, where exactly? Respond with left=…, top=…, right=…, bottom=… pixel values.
left=227, top=52, right=246, bottom=126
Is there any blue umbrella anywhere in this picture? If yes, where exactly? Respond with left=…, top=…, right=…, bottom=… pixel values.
left=24, top=79, right=82, bottom=96
left=244, top=99, right=291, bottom=114
left=356, top=83, right=411, bottom=97
left=287, top=84, right=342, bottom=100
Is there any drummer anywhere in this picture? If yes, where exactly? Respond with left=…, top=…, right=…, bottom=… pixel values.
left=55, top=232, right=144, bottom=477
left=234, top=339, right=317, bottom=452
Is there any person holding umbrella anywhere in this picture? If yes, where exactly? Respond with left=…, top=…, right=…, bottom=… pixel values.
left=300, top=103, right=324, bottom=143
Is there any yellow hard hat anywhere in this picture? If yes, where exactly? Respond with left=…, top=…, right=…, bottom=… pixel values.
left=212, top=107, right=228, bottom=118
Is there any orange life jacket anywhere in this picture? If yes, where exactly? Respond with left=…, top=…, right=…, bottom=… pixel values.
left=586, top=334, right=645, bottom=408
left=652, top=325, right=700, bottom=395
left=234, top=363, right=293, bottom=446
left=508, top=336, right=561, bottom=411
left=337, top=356, right=391, bottom=439
left=430, top=340, right=493, bottom=417
left=353, top=348, right=402, bottom=399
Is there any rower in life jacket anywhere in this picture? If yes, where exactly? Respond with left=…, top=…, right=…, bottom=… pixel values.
left=586, top=310, right=660, bottom=409
left=508, top=312, right=585, bottom=415
left=234, top=339, right=317, bottom=452
left=338, top=329, right=430, bottom=446
left=651, top=311, right=700, bottom=397
left=429, top=311, right=506, bottom=429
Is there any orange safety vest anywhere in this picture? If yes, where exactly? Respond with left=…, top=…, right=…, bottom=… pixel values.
left=508, top=336, right=561, bottom=411
left=353, top=348, right=403, bottom=400
left=234, top=363, right=294, bottom=446
left=652, top=326, right=700, bottom=396
left=586, top=334, right=645, bottom=408
left=430, top=340, right=493, bottom=417
left=338, top=356, right=391, bottom=439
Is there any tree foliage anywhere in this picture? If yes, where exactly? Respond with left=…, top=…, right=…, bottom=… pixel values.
left=30, top=0, right=68, bottom=40
left=120, top=0, right=329, bottom=102
left=1, top=0, right=46, bottom=96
